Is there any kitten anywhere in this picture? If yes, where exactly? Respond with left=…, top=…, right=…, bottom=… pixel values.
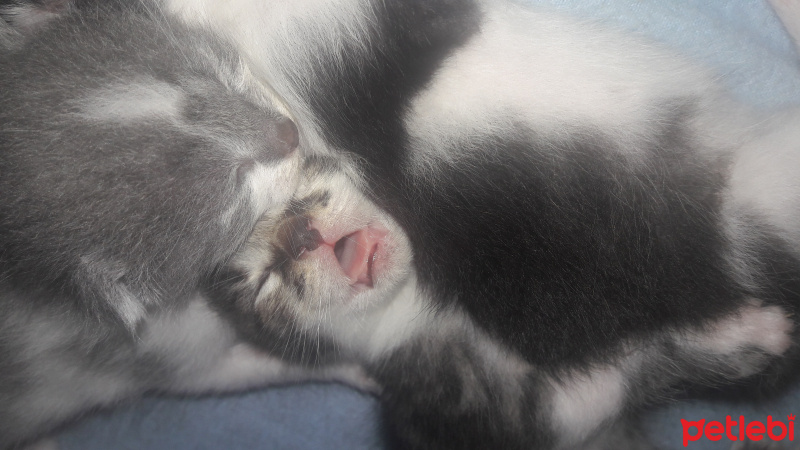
left=210, top=158, right=794, bottom=449
left=172, top=0, right=800, bottom=448
left=0, top=1, right=363, bottom=447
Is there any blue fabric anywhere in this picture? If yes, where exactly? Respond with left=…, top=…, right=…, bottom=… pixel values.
left=518, top=0, right=800, bottom=108
left=58, top=384, right=383, bottom=450
left=643, top=386, right=800, bottom=449
left=56, top=1, right=800, bottom=449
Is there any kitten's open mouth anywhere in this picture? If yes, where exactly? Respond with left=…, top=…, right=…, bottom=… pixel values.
left=333, top=228, right=387, bottom=288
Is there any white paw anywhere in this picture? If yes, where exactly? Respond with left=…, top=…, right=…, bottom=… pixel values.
left=699, top=300, right=794, bottom=357
left=322, top=364, right=382, bottom=395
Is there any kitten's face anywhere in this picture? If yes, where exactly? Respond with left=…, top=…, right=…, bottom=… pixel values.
left=211, top=157, right=413, bottom=362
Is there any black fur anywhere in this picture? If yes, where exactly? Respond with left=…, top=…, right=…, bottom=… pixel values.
left=198, top=0, right=800, bottom=448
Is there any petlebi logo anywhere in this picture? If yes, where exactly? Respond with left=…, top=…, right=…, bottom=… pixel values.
left=681, top=414, right=795, bottom=447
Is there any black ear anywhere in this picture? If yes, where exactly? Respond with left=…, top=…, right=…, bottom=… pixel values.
left=0, top=0, right=73, bottom=35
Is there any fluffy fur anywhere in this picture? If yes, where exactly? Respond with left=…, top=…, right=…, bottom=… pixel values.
left=0, top=2, right=368, bottom=447
left=169, top=0, right=800, bottom=448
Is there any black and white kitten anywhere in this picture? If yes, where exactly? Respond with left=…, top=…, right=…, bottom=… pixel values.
left=0, top=2, right=366, bottom=448
left=170, top=0, right=800, bottom=448
left=210, top=160, right=794, bottom=450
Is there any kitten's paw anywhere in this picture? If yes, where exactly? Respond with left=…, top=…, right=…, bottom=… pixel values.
left=677, top=299, right=793, bottom=378
left=323, top=364, right=382, bottom=395
left=709, top=300, right=794, bottom=357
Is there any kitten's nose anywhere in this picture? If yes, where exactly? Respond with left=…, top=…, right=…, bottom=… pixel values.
left=271, top=117, right=299, bottom=157
left=277, top=215, right=322, bottom=260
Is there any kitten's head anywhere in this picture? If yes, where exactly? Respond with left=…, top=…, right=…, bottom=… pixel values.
left=0, top=0, right=303, bottom=328
left=209, top=156, right=413, bottom=364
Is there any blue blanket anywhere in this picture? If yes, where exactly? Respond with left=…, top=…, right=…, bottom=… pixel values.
left=56, top=1, right=800, bottom=449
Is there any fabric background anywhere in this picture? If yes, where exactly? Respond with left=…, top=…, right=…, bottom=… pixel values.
left=55, top=1, right=800, bottom=448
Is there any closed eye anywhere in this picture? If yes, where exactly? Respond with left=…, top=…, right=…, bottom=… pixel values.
left=255, top=256, right=288, bottom=295
left=256, top=265, right=273, bottom=293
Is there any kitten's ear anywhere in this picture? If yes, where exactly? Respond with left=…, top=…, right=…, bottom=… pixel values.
left=0, top=0, right=74, bottom=35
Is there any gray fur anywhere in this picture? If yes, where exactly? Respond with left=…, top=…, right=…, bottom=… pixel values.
left=0, top=0, right=298, bottom=330
left=0, top=2, right=352, bottom=447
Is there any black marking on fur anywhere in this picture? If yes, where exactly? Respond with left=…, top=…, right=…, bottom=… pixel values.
left=386, top=109, right=744, bottom=368
left=295, top=0, right=480, bottom=175
left=375, top=336, right=551, bottom=450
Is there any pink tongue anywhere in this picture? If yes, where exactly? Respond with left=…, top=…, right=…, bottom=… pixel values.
left=333, top=228, right=386, bottom=286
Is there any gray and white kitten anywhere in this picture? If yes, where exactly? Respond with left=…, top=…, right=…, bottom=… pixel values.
left=0, top=2, right=365, bottom=448
left=174, top=0, right=800, bottom=448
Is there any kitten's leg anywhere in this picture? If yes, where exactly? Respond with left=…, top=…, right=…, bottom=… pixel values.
left=769, top=0, right=800, bottom=54
left=376, top=300, right=794, bottom=450
left=549, top=300, right=793, bottom=449
left=669, top=299, right=793, bottom=380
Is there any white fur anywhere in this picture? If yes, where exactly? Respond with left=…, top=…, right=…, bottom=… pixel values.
left=263, top=166, right=414, bottom=323
left=404, top=1, right=722, bottom=170
left=143, top=296, right=323, bottom=393
left=76, top=255, right=150, bottom=330
left=327, top=275, right=432, bottom=361
left=111, top=285, right=148, bottom=331
left=549, top=364, right=628, bottom=447
left=77, top=81, right=182, bottom=123
left=727, top=109, right=800, bottom=252
left=238, top=156, right=301, bottom=224
left=678, top=300, right=793, bottom=358
left=163, top=0, right=375, bottom=154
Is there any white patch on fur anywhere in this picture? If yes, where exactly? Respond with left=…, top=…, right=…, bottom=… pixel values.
left=727, top=109, right=800, bottom=252
left=404, top=1, right=720, bottom=171
left=549, top=364, right=629, bottom=447
left=77, top=81, right=182, bottom=123
left=164, top=0, right=375, bottom=155
left=328, top=276, right=433, bottom=361
left=141, top=295, right=281, bottom=392
left=113, top=286, right=148, bottom=331
left=245, top=164, right=415, bottom=340
left=246, top=158, right=301, bottom=216
left=679, top=300, right=793, bottom=358
left=143, top=295, right=371, bottom=392
left=221, top=155, right=301, bottom=228
left=77, top=255, right=149, bottom=331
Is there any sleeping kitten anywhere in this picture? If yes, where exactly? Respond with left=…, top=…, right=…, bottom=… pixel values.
left=210, top=157, right=794, bottom=449
left=0, top=2, right=364, bottom=447
left=170, top=0, right=800, bottom=448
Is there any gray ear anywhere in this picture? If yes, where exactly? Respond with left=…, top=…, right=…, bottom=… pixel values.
left=0, top=0, right=73, bottom=36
